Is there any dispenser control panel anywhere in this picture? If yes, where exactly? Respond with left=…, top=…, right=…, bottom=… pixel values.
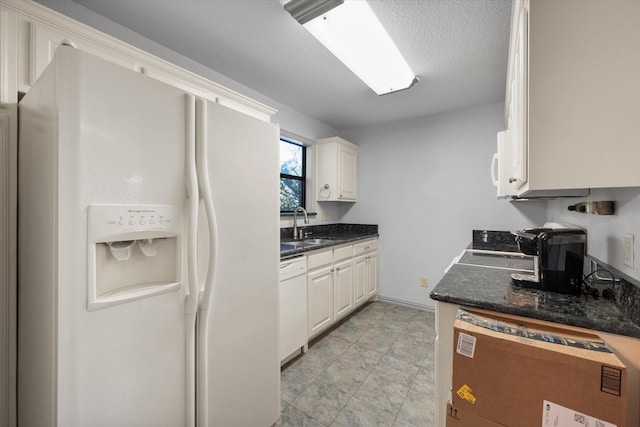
left=87, top=204, right=183, bottom=311
left=88, top=205, right=181, bottom=243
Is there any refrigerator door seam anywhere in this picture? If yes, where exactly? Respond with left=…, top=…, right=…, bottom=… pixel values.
left=184, top=93, right=198, bottom=427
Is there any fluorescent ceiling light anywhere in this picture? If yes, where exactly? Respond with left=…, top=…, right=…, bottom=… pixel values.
left=286, top=0, right=418, bottom=95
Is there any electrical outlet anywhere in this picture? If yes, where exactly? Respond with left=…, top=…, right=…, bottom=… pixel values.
left=624, top=234, right=634, bottom=268
left=321, top=211, right=328, bottom=221
left=420, top=277, right=428, bottom=287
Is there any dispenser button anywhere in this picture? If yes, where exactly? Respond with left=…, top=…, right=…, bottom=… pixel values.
left=149, top=217, right=155, bottom=225
left=129, top=217, right=136, bottom=225
left=139, top=216, right=146, bottom=225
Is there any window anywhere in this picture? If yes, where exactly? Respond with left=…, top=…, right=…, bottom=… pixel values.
left=280, top=138, right=306, bottom=212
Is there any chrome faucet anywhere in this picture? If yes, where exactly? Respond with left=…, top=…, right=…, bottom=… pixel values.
left=293, top=207, right=309, bottom=240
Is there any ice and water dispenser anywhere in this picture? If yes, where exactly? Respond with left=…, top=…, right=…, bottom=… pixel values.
left=87, top=205, right=182, bottom=310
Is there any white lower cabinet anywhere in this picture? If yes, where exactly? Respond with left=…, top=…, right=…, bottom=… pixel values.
left=306, top=238, right=378, bottom=340
left=307, top=263, right=334, bottom=340
left=333, top=259, right=354, bottom=322
left=365, top=252, right=377, bottom=297
left=354, top=239, right=377, bottom=299
left=353, top=255, right=367, bottom=306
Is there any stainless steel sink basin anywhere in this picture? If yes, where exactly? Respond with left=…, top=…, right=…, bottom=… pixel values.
left=284, top=241, right=316, bottom=248
left=302, top=238, right=336, bottom=245
left=280, top=238, right=338, bottom=250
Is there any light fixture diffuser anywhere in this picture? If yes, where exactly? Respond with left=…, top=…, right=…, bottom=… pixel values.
left=286, top=0, right=418, bottom=95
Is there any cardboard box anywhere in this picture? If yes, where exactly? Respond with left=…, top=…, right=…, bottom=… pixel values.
left=446, top=402, right=506, bottom=427
left=451, top=310, right=627, bottom=427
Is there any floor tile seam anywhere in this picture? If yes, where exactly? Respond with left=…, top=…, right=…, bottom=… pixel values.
left=284, top=366, right=321, bottom=404
left=378, top=325, right=422, bottom=377
left=352, top=334, right=415, bottom=417
left=289, top=380, right=351, bottom=427
left=333, top=394, right=397, bottom=426
left=394, top=361, right=438, bottom=426
left=323, top=392, right=358, bottom=427
left=288, top=400, right=331, bottom=427
left=351, top=374, right=410, bottom=418
left=395, top=401, right=437, bottom=427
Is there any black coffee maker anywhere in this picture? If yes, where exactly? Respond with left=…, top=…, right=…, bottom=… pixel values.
left=511, top=228, right=587, bottom=295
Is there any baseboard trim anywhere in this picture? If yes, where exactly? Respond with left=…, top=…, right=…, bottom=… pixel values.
left=376, top=295, right=435, bottom=314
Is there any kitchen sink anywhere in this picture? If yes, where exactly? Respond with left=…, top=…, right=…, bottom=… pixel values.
left=283, top=241, right=316, bottom=248
left=280, top=238, right=338, bottom=250
left=302, top=238, right=336, bottom=245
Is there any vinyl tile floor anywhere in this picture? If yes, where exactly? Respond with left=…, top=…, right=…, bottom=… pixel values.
left=279, top=301, right=436, bottom=427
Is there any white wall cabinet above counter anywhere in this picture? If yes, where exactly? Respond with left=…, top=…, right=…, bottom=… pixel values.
left=315, top=137, right=358, bottom=202
left=0, top=0, right=275, bottom=122
left=496, top=0, right=640, bottom=198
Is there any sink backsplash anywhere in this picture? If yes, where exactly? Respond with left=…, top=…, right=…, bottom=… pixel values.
left=280, top=223, right=378, bottom=240
left=472, top=229, right=519, bottom=252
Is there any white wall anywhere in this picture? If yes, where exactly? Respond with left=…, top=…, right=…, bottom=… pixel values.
left=339, top=102, right=547, bottom=309
left=547, top=188, right=640, bottom=281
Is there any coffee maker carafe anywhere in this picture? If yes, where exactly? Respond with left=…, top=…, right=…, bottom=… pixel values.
left=511, top=228, right=587, bottom=295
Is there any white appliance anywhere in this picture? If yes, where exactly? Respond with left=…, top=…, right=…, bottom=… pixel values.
left=17, top=46, right=280, bottom=426
left=279, top=256, right=308, bottom=363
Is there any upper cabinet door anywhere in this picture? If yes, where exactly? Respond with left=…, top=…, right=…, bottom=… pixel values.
left=502, top=0, right=640, bottom=198
left=508, top=5, right=527, bottom=191
left=26, top=22, right=140, bottom=92
left=337, top=143, right=357, bottom=201
left=316, top=137, right=358, bottom=202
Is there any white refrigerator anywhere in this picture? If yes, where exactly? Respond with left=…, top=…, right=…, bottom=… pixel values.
left=18, top=46, right=280, bottom=426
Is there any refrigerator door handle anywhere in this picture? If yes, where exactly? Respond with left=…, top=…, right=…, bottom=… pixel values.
left=185, top=94, right=199, bottom=314
left=184, top=94, right=198, bottom=427
left=195, top=97, right=218, bottom=427
left=195, top=97, right=219, bottom=311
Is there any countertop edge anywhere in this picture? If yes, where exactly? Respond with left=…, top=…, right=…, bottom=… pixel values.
left=430, top=263, right=640, bottom=339
left=280, top=233, right=379, bottom=260
left=431, top=292, right=640, bottom=338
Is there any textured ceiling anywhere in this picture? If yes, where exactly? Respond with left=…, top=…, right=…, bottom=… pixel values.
left=66, top=0, right=512, bottom=130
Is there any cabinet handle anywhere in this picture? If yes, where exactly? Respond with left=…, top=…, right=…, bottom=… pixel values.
left=509, top=177, right=517, bottom=183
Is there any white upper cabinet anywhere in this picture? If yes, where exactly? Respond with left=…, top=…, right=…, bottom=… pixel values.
left=502, top=0, right=640, bottom=197
left=315, top=137, right=358, bottom=202
left=20, top=21, right=141, bottom=94
left=0, top=0, right=275, bottom=122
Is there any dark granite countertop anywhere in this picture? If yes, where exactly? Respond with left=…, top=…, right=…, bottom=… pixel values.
left=430, top=263, right=640, bottom=338
left=280, top=223, right=378, bottom=260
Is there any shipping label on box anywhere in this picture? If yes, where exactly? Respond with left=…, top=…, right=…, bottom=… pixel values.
left=450, top=309, right=627, bottom=427
left=542, top=400, right=617, bottom=427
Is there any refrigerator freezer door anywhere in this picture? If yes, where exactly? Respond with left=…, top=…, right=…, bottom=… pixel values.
left=0, top=103, right=17, bottom=427
left=196, top=99, right=280, bottom=426
left=18, top=47, right=187, bottom=426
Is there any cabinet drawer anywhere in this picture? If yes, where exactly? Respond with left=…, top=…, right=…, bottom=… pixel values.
left=333, top=245, right=354, bottom=262
left=307, top=250, right=333, bottom=270
left=353, top=239, right=377, bottom=256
